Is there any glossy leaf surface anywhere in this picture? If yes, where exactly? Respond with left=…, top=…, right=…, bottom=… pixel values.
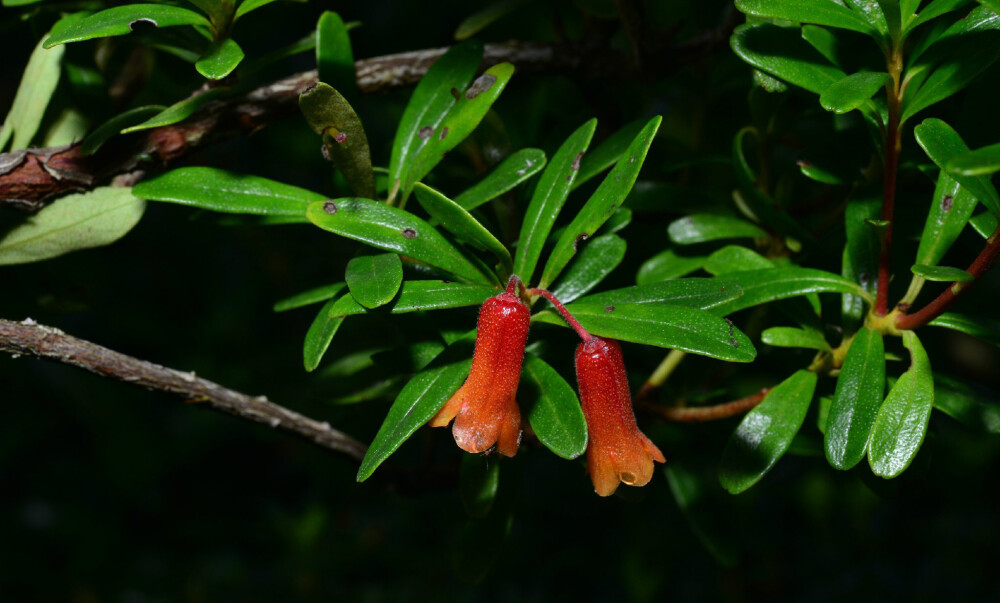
left=910, top=264, right=973, bottom=282
left=819, top=72, right=888, bottom=114
left=195, top=39, right=244, bottom=80
left=121, top=89, right=228, bottom=134
left=329, top=281, right=496, bottom=317
left=710, top=268, right=869, bottom=315
left=316, top=11, right=355, bottom=91
left=550, top=235, right=626, bottom=304
left=345, top=252, right=404, bottom=309
left=303, top=295, right=347, bottom=371
left=731, top=24, right=846, bottom=95
left=521, top=354, right=587, bottom=459
left=43, top=5, right=210, bottom=47
left=570, top=278, right=743, bottom=311
left=735, top=0, right=877, bottom=35
left=636, top=249, right=704, bottom=284
left=0, top=35, right=64, bottom=151
left=761, top=327, right=831, bottom=351
left=916, top=172, right=978, bottom=266
left=668, top=214, right=767, bottom=245
left=273, top=282, right=346, bottom=312
left=928, top=312, right=1000, bottom=347
left=948, top=142, right=1000, bottom=177
left=414, top=184, right=512, bottom=274
left=825, top=328, right=886, bottom=470
left=80, top=106, right=164, bottom=155
left=454, top=148, right=546, bottom=210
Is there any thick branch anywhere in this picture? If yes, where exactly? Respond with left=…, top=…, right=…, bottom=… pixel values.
left=639, top=389, right=770, bottom=422
left=0, top=318, right=367, bottom=460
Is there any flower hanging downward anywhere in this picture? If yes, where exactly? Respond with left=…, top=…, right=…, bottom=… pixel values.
left=429, top=276, right=529, bottom=457
left=531, top=289, right=665, bottom=496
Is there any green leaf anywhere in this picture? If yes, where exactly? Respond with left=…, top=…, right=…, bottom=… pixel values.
left=703, top=245, right=773, bottom=275
left=735, top=0, right=878, bottom=35
left=845, top=0, right=889, bottom=35
left=538, top=116, right=661, bottom=288
left=388, top=40, right=482, bottom=202
left=306, top=199, right=496, bottom=285
left=235, top=0, right=304, bottom=20
left=731, top=24, right=847, bottom=95
left=534, top=303, right=756, bottom=362
left=273, top=282, right=346, bottom=312
left=868, top=331, right=934, bottom=478
left=970, top=211, right=998, bottom=238
left=668, top=214, right=768, bottom=245
left=932, top=373, right=1000, bottom=434
left=761, top=327, right=831, bottom=351
left=569, top=278, right=743, bottom=311
left=357, top=336, right=475, bottom=481
left=977, top=0, right=1000, bottom=16
left=195, top=38, right=244, bottom=80
left=824, top=327, right=886, bottom=470
left=406, top=62, right=515, bottom=195
left=459, top=454, right=500, bottom=519
left=317, top=11, right=355, bottom=93
left=303, top=295, right=347, bottom=371
left=636, top=249, right=704, bottom=284
left=79, top=106, right=165, bottom=155
left=414, top=184, right=512, bottom=275
left=819, top=72, right=889, bottom=114
left=718, top=370, right=817, bottom=494
left=947, top=142, right=1000, bottom=177
left=915, top=172, right=978, bottom=266
left=329, top=280, right=496, bottom=318
left=43, top=5, right=211, bottom=47
left=907, top=0, right=974, bottom=30
left=571, top=119, right=646, bottom=190
left=550, top=234, right=626, bottom=304
left=134, top=167, right=324, bottom=218
left=520, top=354, right=587, bottom=459
left=0, top=187, right=144, bottom=265
left=299, top=82, right=374, bottom=198
left=345, top=252, right=404, bottom=309
left=928, top=312, right=1000, bottom=347
left=121, top=88, right=229, bottom=134
left=0, top=35, right=64, bottom=152
left=455, top=0, right=527, bottom=39
left=709, top=268, right=870, bottom=315
left=512, top=119, right=596, bottom=285
left=910, top=263, right=974, bottom=282
left=842, top=196, right=880, bottom=331
left=454, top=148, right=547, bottom=210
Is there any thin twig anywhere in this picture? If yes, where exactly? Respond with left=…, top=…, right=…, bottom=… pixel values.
left=0, top=318, right=367, bottom=460
left=639, top=388, right=770, bottom=423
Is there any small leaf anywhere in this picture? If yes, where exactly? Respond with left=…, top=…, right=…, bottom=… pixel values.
left=932, top=373, right=1000, bottom=434
left=454, top=148, right=547, bottom=210
left=299, top=82, right=374, bottom=198
left=134, top=167, right=324, bottom=218
left=80, top=106, right=165, bottom=155
left=273, top=282, right=345, bottom=312
left=819, top=72, right=889, bottom=114
left=345, top=252, right=404, bottom=309
left=709, top=268, right=870, bottom=315
left=512, top=119, right=596, bottom=285
left=907, top=0, right=974, bottom=30
left=539, top=116, right=661, bottom=288
left=459, top=454, right=500, bottom=518
left=0, top=34, right=64, bottom=152
left=910, top=263, right=974, bottom=282
left=947, top=142, right=1000, bottom=177
left=121, top=88, right=229, bottom=134
left=520, top=354, right=587, bottom=459
left=915, top=172, right=978, bottom=266
left=550, top=234, right=626, bottom=304
left=43, top=5, right=211, bottom=47
left=414, top=184, right=512, bottom=275
left=195, top=38, right=244, bottom=80
left=970, top=211, right=998, bottom=238
left=824, top=327, right=886, bottom=470
left=235, top=0, right=305, bottom=20
left=636, top=249, right=704, bottom=284
left=455, top=0, right=527, bottom=39
left=571, top=119, right=646, bottom=190
left=928, top=312, right=1000, bottom=347
left=569, top=278, right=743, bottom=311
left=702, top=245, right=773, bottom=275
left=317, top=11, right=355, bottom=93
left=357, top=335, right=475, bottom=481
left=868, top=331, right=934, bottom=478
left=303, top=295, right=347, bottom=371
left=761, top=327, right=831, bottom=351
left=735, top=0, right=878, bottom=35
left=329, top=280, right=496, bottom=318
left=0, top=187, right=145, bottom=265
left=307, top=199, right=496, bottom=285
left=668, top=214, right=768, bottom=245
left=718, top=370, right=818, bottom=494
left=731, top=24, right=847, bottom=96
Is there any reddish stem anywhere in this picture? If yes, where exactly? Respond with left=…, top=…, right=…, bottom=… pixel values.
left=639, top=389, right=770, bottom=422
left=875, top=77, right=901, bottom=316
left=528, top=288, right=593, bottom=342
left=895, top=224, right=1000, bottom=330
left=504, top=274, right=523, bottom=296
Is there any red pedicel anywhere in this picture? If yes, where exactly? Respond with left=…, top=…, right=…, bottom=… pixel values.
left=429, top=277, right=529, bottom=457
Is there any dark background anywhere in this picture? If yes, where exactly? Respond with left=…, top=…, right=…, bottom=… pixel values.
left=2, top=0, right=1000, bottom=601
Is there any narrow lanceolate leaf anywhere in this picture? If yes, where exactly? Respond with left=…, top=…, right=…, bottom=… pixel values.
left=43, top=5, right=211, bottom=47
left=406, top=62, right=515, bottom=195
left=195, top=38, right=245, bottom=80
left=345, top=252, right=404, bottom=309
left=1, top=35, right=64, bottom=152
left=932, top=373, right=1000, bottom=434
left=357, top=336, right=476, bottom=481
left=948, top=142, right=1000, bottom=177
left=274, top=282, right=345, bottom=312
left=907, top=0, right=974, bottom=30
left=134, top=167, right=324, bottom=218
left=971, top=211, right=999, bottom=238
left=570, top=279, right=743, bottom=311
left=915, top=120, right=1000, bottom=217
left=513, top=119, right=596, bottom=285
left=0, top=187, right=144, bottom=265
left=710, top=268, right=869, bottom=315
left=718, top=370, right=818, bottom=494
left=571, top=119, right=646, bottom=190
left=761, top=327, right=831, bottom=351
left=842, top=197, right=880, bottom=331
left=80, top=106, right=165, bottom=155
left=550, top=235, right=626, bottom=304
left=910, top=264, right=974, bottom=282
left=306, top=199, right=496, bottom=285
left=869, top=332, right=934, bottom=478
left=928, top=312, right=1000, bottom=347
left=235, top=0, right=302, bottom=20
left=824, top=328, right=886, bottom=470
left=667, top=214, right=768, bottom=245
left=520, top=354, right=587, bottom=459
left=303, top=295, right=347, bottom=371
left=916, top=172, right=978, bottom=266
left=121, top=88, right=229, bottom=134
left=454, top=148, right=546, bottom=210
left=636, top=249, right=704, bottom=284
left=317, top=11, right=355, bottom=92
left=299, top=82, right=374, bottom=198
left=735, top=0, right=878, bottom=35
left=414, top=184, right=512, bottom=274
left=534, top=304, right=756, bottom=363
left=388, top=40, right=482, bottom=202
left=819, top=72, right=889, bottom=114
left=703, top=245, right=772, bottom=275
left=976, top=0, right=1000, bottom=16
left=731, top=24, right=847, bottom=95
left=539, top=116, right=661, bottom=288
left=330, top=280, right=496, bottom=318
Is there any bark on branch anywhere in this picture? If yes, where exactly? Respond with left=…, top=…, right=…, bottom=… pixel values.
left=0, top=318, right=368, bottom=461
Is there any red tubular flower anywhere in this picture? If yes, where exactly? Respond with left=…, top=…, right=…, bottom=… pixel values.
left=429, top=277, right=528, bottom=457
